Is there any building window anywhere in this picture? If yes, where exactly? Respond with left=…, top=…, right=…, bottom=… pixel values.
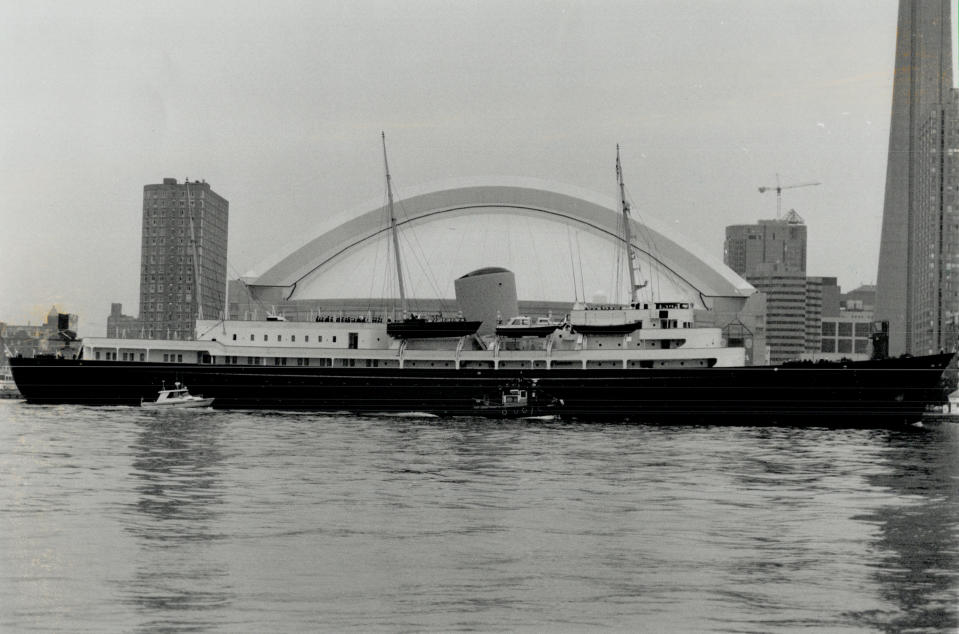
left=291, top=335, right=295, bottom=342
left=264, top=334, right=268, bottom=341
left=837, top=322, right=853, bottom=337
left=837, top=339, right=852, bottom=353
left=250, top=334, right=255, bottom=341
left=305, top=336, right=309, bottom=343
left=332, top=336, right=337, bottom=343
left=854, top=322, right=871, bottom=338
left=232, top=334, right=237, bottom=341
left=177, top=354, right=183, bottom=363
left=277, top=334, right=282, bottom=342
left=821, top=340, right=835, bottom=353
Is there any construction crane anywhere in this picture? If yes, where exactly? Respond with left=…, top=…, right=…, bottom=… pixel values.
left=758, top=174, right=820, bottom=219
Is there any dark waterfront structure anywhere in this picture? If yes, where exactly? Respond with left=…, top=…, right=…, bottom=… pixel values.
left=876, top=0, right=958, bottom=356
left=138, top=178, right=229, bottom=340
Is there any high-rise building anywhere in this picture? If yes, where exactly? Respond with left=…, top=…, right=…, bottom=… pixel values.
left=724, top=211, right=809, bottom=364
left=106, top=303, right=139, bottom=338
left=746, top=268, right=808, bottom=365
left=138, top=178, right=229, bottom=340
left=805, top=277, right=824, bottom=353
left=876, top=0, right=957, bottom=356
left=723, top=210, right=807, bottom=278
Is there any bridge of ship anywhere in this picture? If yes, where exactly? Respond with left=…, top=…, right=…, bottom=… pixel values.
left=246, top=180, right=754, bottom=313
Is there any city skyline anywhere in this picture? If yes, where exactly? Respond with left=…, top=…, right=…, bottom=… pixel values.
left=2, top=1, right=958, bottom=336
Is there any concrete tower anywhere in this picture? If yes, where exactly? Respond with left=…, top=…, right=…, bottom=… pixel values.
left=138, top=178, right=229, bottom=340
left=875, top=0, right=956, bottom=355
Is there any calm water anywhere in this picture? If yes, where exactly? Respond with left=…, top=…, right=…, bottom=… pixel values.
left=1, top=400, right=957, bottom=633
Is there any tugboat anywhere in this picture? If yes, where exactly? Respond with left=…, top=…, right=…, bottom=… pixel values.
left=141, top=382, right=214, bottom=409
left=472, top=379, right=563, bottom=420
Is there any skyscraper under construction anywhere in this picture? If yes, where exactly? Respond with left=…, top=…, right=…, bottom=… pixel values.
left=875, top=0, right=958, bottom=356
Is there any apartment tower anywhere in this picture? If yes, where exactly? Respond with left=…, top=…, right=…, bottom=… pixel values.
left=139, top=178, right=229, bottom=340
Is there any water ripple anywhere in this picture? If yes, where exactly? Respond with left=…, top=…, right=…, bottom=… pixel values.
left=0, top=401, right=957, bottom=631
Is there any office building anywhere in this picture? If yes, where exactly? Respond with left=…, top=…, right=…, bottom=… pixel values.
left=876, top=0, right=958, bottom=355
left=725, top=211, right=811, bottom=364
left=139, top=178, right=229, bottom=340
left=745, top=268, right=807, bottom=364
left=106, top=303, right=140, bottom=338
left=724, top=210, right=807, bottom=278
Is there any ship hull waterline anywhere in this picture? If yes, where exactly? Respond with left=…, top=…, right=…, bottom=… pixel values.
left=7, top=353, right=952, bottom=427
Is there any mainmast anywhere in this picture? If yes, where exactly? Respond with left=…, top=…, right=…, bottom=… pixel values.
left=185, top=180, right=203, bottom=323
left=616, top=145, right=646, bottom=304
left=382, top=132, right=408, bottom=317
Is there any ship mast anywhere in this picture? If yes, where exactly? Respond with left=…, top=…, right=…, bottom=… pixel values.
left=616, top=145, right=646, bottom=304
left=185, top=180, right=203, bottom=323
left=382, top=132, right=408, bottom=317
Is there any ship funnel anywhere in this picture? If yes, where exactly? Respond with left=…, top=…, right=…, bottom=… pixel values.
left=454, top=267, right=519, bottom=336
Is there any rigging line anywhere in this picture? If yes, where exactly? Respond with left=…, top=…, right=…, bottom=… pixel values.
left=623, top=181, right=668, bottom=300
left=393, top=195, right=448, bottom=312
left=575, top=231, right=586, bottom=304
left=613, top=213, right=625, bottom=305
left=225, top=260, right=273, bottom=320
left=506, top=215, right=512, bottom=269
left=367, top=184, right=395, bottom=315
left=378, top=177, right=401, bottom=316
left=397, top=219, right=444, bottom=312
left=566, top=223, right=579, bottom=303
left=522, top=215, right=546, bottom=302
left=365, top=217, right=384, bottom=315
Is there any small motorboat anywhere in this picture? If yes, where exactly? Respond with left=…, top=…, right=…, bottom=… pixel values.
left=141, top=382, right=214, bottom=409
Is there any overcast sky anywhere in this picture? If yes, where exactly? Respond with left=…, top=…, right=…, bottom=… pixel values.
left=2, top=0, right=957, bottom=335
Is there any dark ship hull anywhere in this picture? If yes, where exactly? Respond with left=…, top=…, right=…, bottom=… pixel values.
left=8, top=353, right=953, bottom=426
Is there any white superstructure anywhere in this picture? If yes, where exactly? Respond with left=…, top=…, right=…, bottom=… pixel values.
left=80, top=306, right=744, bottom=371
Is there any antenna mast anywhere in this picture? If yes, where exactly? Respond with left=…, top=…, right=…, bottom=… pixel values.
left=382, top=132, right=408, bottom=317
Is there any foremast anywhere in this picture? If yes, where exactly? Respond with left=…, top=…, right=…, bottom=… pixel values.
left=382, top=132, right=408, bottom=318
left=616, top=145, right=648, bottom=304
